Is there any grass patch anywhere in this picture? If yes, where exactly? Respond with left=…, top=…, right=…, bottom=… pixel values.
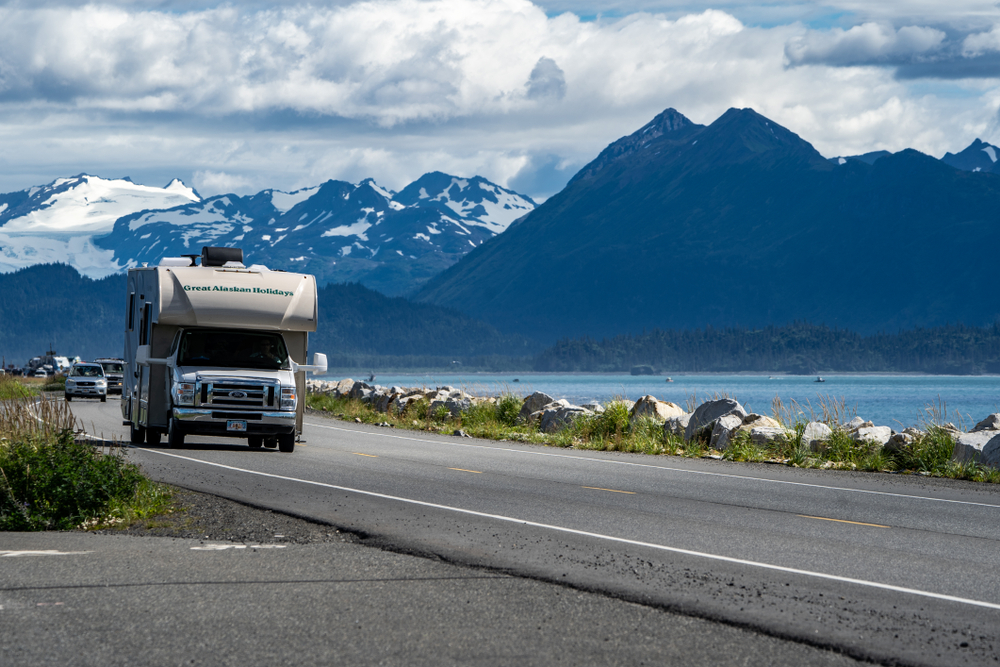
left=0, top=393, right=174, bottom=531
left=0, top=374, right=36, bottom=400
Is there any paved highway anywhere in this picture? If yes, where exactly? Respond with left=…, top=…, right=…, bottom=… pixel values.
left=69, top=400, right=1000, bottom=665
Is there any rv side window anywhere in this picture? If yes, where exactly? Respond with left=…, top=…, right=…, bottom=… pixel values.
left=139, top=303, right=151, bottom=345
left=127, top=292, right=135, bottom=331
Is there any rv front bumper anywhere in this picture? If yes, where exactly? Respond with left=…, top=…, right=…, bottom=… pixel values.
left=172, top=408, right=296, bottom=436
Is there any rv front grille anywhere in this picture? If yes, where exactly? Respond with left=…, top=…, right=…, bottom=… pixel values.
left=197, top=380, right=279, bottom=409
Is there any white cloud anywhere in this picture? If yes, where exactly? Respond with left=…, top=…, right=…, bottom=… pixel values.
left=785, top=23, right=946, bottom=66
left=0, top=1, right=996, bottom=201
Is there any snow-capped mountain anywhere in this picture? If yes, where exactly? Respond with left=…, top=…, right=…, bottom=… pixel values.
left=96, top=171, right=535, bottom=296
left=0, top=175, right=199, bottom=276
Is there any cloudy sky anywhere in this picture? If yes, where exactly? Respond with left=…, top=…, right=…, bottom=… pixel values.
left=2, top=0, right=1000, bottom=200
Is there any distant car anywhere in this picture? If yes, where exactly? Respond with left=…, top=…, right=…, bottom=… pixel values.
left=95, top=357, right=124, bottom=395
left=65, top=363, right=107, bottom=402
left=33, top=370, right=48, bottom=378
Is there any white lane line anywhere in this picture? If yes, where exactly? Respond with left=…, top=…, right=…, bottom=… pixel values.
left=304, top=421, right=1000, bottom=510
left=136, top=447, right=1000, bottom=612
left=0, top=551, right=92, bottom=557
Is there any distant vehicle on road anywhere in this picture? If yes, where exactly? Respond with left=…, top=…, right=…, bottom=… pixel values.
left=65, top=362, right=107, bottom=402
left=95, top=357, right=124, bottom=395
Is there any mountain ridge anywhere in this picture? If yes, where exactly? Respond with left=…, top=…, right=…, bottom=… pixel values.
left=415, top=107, right=1000, bottom=341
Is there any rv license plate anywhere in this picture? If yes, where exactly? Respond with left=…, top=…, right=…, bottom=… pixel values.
left=227, top=420, right=248, bottom=432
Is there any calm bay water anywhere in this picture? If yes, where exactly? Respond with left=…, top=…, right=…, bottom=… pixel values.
left=320, top=372, right=1000, bottom=428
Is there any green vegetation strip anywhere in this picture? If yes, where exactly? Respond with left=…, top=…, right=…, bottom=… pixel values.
left=1, top=376, right=172, bottom=531
left=307, top=392, right=1000, bottom=484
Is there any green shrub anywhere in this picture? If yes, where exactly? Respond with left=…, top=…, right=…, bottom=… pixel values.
left=722, top=431, right=767, bottom=462
left=495, top=393, right=521, bottom=427
left=586, top=400, right=631, bottom=439
left=895, top=427, right=955, bottom=472
left=0, top=431, right=145, bottom=531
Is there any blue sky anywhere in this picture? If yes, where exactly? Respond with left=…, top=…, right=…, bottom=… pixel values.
left=1, top=0, right=999, bottom=200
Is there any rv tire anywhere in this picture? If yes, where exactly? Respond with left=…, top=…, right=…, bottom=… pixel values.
left=277, top=432, right=295, bottom=453
left=145, top=428, right=161, bottom=446
left=167, top=419, right=184, bottom=449
left=130, top=423, right=145, bottom=444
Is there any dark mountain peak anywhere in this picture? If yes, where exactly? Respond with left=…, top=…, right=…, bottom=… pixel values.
left=942, top=138, right=1000, bottom=173
left=695, top=108, right=824, bottom=165
left=569, top=108, right=703, bottom=184
left=394, top=171, right=462, bottom=204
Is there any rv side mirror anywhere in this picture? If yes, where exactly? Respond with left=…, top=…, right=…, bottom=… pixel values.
left=312, top=353, right=328, bottom=375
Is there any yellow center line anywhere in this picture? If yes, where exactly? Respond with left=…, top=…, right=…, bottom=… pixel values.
left=582, top=486, right=635, bottom=495
left=353, top=452, right=378, bottom=458
left=798, top=514, right=889, bottom=528
left=448, top=467, right=483, bottom=474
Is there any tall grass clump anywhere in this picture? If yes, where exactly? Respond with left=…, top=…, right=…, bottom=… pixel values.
left=0, top=393, right=165, bottom=531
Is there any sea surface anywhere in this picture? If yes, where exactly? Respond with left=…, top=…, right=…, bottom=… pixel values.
left=319, top=372, right=1000, bottom=428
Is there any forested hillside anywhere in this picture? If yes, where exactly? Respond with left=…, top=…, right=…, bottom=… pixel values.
left=0, top=264, right=125, bottom=361
left=534, top=323, right=1000, bottom=374
left=0, top=265, right=537, bottom=367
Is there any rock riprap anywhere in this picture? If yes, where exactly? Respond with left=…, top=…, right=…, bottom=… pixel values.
left=306, top=379, right=1000, bottom=469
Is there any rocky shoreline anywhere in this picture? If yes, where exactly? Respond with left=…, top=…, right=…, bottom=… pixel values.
left=308, top=379, right=1000, bottom=470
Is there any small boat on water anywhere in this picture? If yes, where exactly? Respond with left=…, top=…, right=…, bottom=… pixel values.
left=665, top=377, right=673, bottom=383
left=815, top=376, right=825, bottom=383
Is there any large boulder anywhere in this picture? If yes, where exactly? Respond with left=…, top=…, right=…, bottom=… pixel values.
left=852, top=426, right=892, bottom=447
left=972, top=414, right=1000, bottom=432
left=802, top=422, right=833, bottom=452
left=663, top=413, right=692, bottom=439
left=952, top=432, right=998, bottom=464
left=684, top=398, right=747, bottom=442
left=519, top=391, right=555, bottom=422
left=982, top=438, right=1000, bottom=468
left=530, top=400, right=592, bottom=433
left=845, top=416, right=868, bottom=430
left=630, top=395, right=685, bottom=424
left=750, top=427, right=792, bottom=446
left=430, top=397, right=472, bottom=418
left=710, top=414, right=744, bottom=450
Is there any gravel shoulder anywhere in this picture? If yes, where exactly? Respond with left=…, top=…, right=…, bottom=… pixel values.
left=88, top=484, right=351, bottom=545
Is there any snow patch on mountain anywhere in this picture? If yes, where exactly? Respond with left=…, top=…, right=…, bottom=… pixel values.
left=0, top=174, right=200, bottom=277
left=2, top=175, right=198, bottom=234
left=270, top=186, right=319, bottom=214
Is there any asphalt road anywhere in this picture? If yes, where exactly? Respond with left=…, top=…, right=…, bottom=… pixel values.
left=14, top=398, right=1000, bottom=665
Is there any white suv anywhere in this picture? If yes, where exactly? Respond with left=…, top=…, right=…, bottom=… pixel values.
left=65, top=363, right=107, bottom=402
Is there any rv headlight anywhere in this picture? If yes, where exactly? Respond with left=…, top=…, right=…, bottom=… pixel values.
left=280, top=387, right=296, bottom=411
left=172, top=382, right=196, bottom=406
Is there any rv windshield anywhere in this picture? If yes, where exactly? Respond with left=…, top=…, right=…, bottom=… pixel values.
left=177, top=329, right=290, bottom=371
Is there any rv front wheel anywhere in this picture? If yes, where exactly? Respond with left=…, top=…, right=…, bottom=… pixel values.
left=278, top=432, right=295, bottom=453
left=167, top=419, right=184, bottom=449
